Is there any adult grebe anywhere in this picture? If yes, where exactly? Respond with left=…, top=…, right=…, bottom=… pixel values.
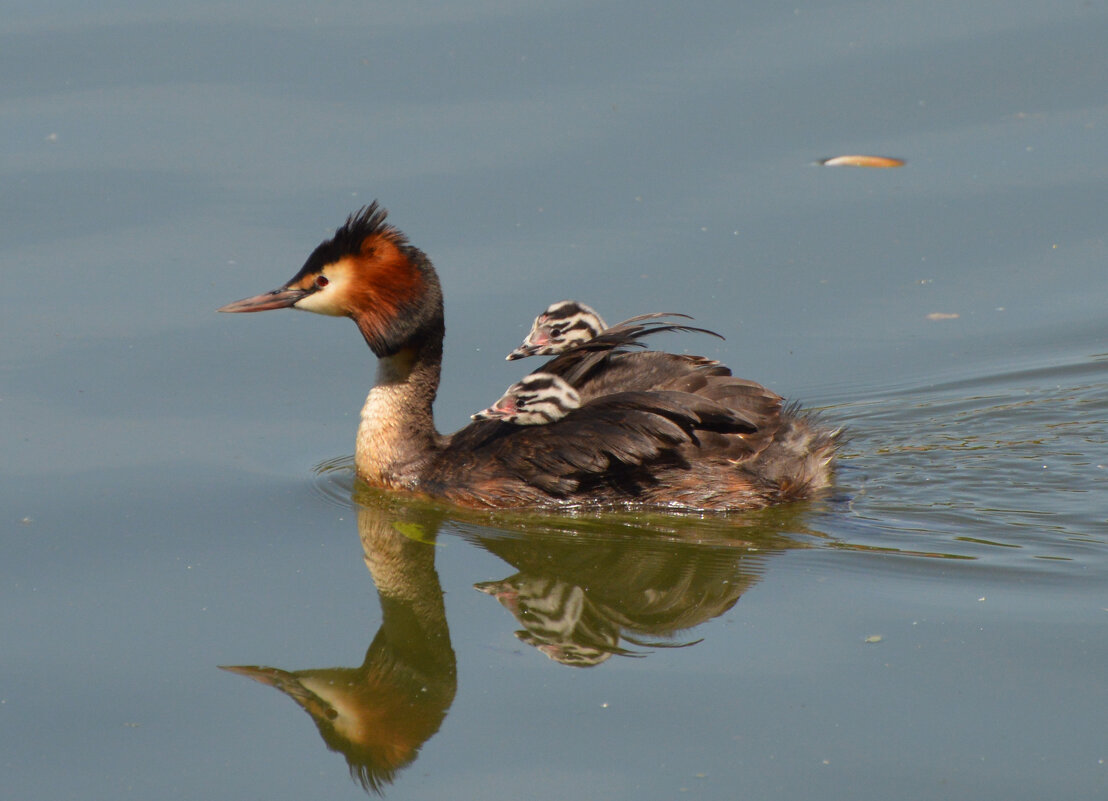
left=219, top=203, right=837, bottom=510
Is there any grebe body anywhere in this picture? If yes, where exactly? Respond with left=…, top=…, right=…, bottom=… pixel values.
left=220, top=204, right=837, bottom=511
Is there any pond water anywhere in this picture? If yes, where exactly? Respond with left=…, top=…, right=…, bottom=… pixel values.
left=4, top=1, right=1106, bottom=799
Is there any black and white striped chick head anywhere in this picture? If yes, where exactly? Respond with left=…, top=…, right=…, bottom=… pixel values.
left=506, top=301, right=608, bottom=360
left=471, top=373, right=582, bottom=426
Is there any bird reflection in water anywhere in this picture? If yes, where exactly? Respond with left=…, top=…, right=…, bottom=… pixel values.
left=220, top=491, right=456, bottom=794
left=221, top=482, right=813, bottom=793
left=460, top=508, right=804, bottom=667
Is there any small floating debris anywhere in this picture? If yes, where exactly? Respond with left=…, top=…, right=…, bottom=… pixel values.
left=925, top=312, right=960, bottom=321
left=818, top=155, right=905, bottom=168
left=864, top=634, right=883, bottom=644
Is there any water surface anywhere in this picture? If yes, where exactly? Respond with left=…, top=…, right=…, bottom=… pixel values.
left=3, top=1, right=1107, bottom=799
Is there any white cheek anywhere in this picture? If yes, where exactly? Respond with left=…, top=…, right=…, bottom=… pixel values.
left=293, top=288, right=346, bottom=316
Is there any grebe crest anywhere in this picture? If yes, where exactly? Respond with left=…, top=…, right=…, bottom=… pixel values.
left=472, top=373, right=581, bottom=425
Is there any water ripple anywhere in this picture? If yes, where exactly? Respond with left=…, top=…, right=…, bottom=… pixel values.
left=310, top=455, right=358, bottom=511
left=818, top=353, right=1107, bottom=571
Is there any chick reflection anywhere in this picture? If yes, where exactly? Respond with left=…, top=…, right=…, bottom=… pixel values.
left=220, top=493, right=455, bottom=794
left=460, top=509, right=802, bottom=667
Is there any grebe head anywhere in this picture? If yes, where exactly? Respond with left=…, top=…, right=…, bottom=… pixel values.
left=506, top=301, right=607, bottom=360
left=218, top=203, right=442, bottom=358
left=471, top=373, right=581, bottom=425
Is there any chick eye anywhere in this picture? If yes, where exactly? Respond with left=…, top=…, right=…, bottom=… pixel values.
left=315, top=275, right=329, bottom=288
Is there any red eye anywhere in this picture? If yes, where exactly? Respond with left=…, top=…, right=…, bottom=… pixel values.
left=315, top=275, right=329, bottom=288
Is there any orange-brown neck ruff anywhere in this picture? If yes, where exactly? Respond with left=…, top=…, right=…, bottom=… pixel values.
left=346, top=231, right=428, bottom=357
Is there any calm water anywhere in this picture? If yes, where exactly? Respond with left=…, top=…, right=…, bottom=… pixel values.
left=4, top=1, right=1107, bottom=799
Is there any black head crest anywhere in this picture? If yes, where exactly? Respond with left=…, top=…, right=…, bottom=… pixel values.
left=293, top=202, right=410, bottom=282
left=333, top=203, right=410, bottom=256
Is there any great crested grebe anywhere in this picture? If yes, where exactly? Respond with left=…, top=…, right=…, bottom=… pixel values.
left=219, top=203, right=837, bottom=511
left=507, top=302, right=698, bottom=362
left=507, top=301, right=608, bottom=360
left=472, top=373, right=582, bottom=425
left=475, top=315, right=724, bottom=423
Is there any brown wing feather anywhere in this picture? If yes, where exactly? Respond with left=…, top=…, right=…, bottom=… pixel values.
left=433, top=400, right=695, bottom=495
left=429, top=312, right=837, bottom=510
left=538, top=316, right=724, bottom=388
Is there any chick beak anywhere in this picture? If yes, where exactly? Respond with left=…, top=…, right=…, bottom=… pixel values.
left=471, top=396, right=518, bottom=421
left=506, top=329, right=551, bottom=360
left=471, top=407, right=505, bottom=421
left=218, top=285, right=309, bottom=313
left=506, top=339, right=546, bottom=361
left=505, top=346, right=534, bottom=361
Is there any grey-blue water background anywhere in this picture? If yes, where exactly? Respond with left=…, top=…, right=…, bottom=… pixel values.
left=4, top=2, right=1106, bottom=799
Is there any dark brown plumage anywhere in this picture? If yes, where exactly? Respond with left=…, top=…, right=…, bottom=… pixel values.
left=220, top=202, right=838, bottom=511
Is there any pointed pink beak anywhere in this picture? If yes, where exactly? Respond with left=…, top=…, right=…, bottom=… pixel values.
left=471, top=396, right=518, bottom=421
left=506, top=334, right=548, bottom=361
left=218, top=286, right=309, bottom=313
